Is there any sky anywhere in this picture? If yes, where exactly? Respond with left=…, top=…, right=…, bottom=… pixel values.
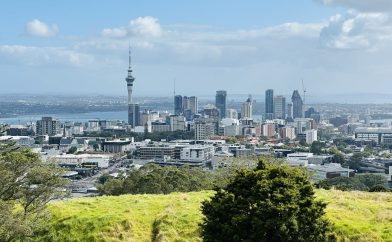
left=1, top=0, right=392, bottom=98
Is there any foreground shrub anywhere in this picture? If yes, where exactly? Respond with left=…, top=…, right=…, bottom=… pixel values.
left=201, top=158, right=330, bottom=242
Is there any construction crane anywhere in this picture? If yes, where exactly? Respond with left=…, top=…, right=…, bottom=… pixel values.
left=301, top=79, right=307, bottom=106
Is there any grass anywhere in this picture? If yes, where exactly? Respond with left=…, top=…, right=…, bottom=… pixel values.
left=35, top=190, right=392, bottom=242
left=317, top=189, right=392, bottom=242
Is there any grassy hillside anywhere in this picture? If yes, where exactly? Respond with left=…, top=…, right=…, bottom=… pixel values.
left=36, top=190, right=392, bottom=242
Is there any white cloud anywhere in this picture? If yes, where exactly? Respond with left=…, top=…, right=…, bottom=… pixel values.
left=315, top=0, right=392, bottom=12
left=7, top=15, right=392, bottom=95
left=320, top=11, right=392, bottom=49
left=129, top=16, right=162, bottom=37
left=101, top=16, right=162, bottom=38
left=0, top=45, right=93, bottom=66
left=25, top=19, right=59, bottom=37
left=101, top=27, right=128, bottom=38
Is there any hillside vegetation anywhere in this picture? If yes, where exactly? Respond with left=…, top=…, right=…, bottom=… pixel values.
left=35, top=190, right=392, bottom=242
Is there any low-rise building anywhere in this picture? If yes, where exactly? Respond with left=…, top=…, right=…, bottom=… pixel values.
left=308, top=163, right=355, bottom=181
left=102, top=139, right=132, bottom=153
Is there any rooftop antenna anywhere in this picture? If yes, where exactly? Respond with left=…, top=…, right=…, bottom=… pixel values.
left=128, top=40, right=132, bottom=69
left=301, top=79, right=307, bottom=106
left=174, top=78, right=176, bottom=97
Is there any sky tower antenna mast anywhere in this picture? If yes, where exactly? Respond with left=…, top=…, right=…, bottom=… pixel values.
left=301, top=79, right=307, bottom=106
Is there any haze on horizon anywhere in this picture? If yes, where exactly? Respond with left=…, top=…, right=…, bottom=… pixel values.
left=1, top=0, right=392, bottom=97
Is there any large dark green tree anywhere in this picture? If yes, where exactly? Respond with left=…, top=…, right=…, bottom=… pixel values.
left=201, top=158, right=330, bottom=242
left=0, top=146, right=67, bottom=242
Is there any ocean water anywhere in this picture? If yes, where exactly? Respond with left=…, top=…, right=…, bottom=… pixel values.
left=0, top=111, right=128, bottom=125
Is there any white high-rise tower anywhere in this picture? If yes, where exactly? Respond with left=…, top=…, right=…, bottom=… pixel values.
left=126, top=44, right=135, bottom=105
left=125, top=44, right=140, bottom=127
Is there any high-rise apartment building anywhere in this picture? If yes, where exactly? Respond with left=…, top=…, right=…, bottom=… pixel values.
left=195, top=121, right=215, bottom=140
left=36, top=117, right=62, bottom=136
left=273, top=95, right=286, bottom=119
left=265, top=89, right=274, bottom=120
left=291, top=90, right=303, bottom=119
left=215, top=90, right=227, bottom=119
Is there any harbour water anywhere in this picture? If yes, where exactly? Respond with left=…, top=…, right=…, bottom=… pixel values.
left=0, top=111, right=128, bottom=125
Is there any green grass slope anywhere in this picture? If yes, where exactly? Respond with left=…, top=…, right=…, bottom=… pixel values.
left=36, top=190, right=392, bottom=242
left=317, top=190, right=392, bottom=242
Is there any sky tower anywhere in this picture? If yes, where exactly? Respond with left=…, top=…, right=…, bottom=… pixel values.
left=126, top=44, right=135, bottom=105
left=125, top=44, right=140, bottom=127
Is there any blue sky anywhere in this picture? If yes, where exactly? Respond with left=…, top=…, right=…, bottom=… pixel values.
left=2, top=0, right=392, bottom=97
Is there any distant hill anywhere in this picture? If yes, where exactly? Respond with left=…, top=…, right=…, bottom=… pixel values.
left=35, top=190, right=392, bottom=242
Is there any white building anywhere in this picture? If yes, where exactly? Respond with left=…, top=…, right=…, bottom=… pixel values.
left=355, top=127, right=392, bottom=145
left=287, top=152, right=313, bottom=166
left=294, top=118, right=313, bottom=134
left=170, top=115, right=186, bottom=131
left=280, top=127, right=296, bottom=140
left=195, top=122, right=215, bottom=140
left=53, top=154, right=112, bottom=168
left=305, top=129, right=318, bottom=144
left=241, top=96, right=253, bottom=119
left=308, top=163, right=354, bottom=181
left=226, top=109, right=238, bottom=119
left=180, top=146, right=214, bottom=162
left=151, top=122, right=171, bottom=132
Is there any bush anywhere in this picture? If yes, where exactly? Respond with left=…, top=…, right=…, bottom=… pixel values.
left=201, top=158, right=330, bottom=242
left=98, top=164, right=214, bottom=195
left=369, top=184, right=390, bottom=192
left=315, top=174, right=388, bottom=192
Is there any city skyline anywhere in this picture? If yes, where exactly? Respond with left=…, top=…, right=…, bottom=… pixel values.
left=2, top=1, right=392, bottom=96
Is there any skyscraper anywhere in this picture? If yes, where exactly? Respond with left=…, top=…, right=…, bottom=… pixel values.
left=273, top=95, right=286, bottom=119
left=174, top=95, right=183, bottom=115
left=241, top=95, right=253, bottom=119
left=189, top=96, right=198, bottom=115
left=287, top=103, right=293, bottom=120
left=125, top=44, right=140, bottom=127
left=265, top=89, right=274, bottom=120
left=291, top=90, right=303, bottom=119
left=215, top=90, right=227, bottom=119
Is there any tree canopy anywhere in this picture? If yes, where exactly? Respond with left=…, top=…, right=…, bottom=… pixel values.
left=97, top=164, right=214, bottom=195
left=201, top=158, right=330, bottom=242
left=0, top=146, right=67, bottom=242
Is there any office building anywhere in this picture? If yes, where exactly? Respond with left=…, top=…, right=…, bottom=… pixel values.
left=189, top=96, right=198, bottom=116
left=355, top=127, right=392, bottom=145
left=291, top=90, right=303, bottom=119
left=305, top=107, right=321, bottom=123
left=273, top=95, right=286, bottom=119
left=36, top=117, right=62, bottom=136
left=241, top=96, right=253, bottom=119
left=286, top=103, right=293, bottom=120
left=265, top=89, right=274, bottom=120
left=169, top=115, right=186, bottom=131
left=174, top=95, right=183, bottom=115
left=294, top=118, right=313, bottom=134
left=215, top=90, right=227, bottom=119
left=128, top=104, right=140, bottom=128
